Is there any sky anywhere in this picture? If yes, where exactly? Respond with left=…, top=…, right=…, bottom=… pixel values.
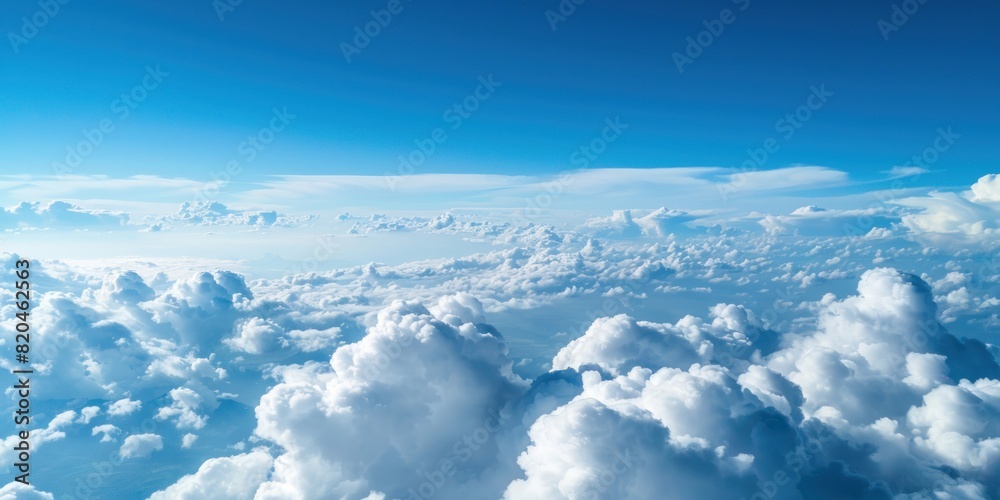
left=3, top=2, right=1000, bottom=499
left=2, top=0, right=998, bottom=187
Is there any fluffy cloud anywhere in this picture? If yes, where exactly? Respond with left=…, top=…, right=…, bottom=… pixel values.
left=171, top=268, right=997, bottom=498
left=970, top=174, right=1000, bottom=203
left=149, top=449, right=273, bottom=499
left=107, top=398, right=142, bottom=416
left=582, top=208, right=703, bottom=238
left=8, top=176, right=1000, bottom=499
left=150, top=201, right=315, bottom=229
left=251, top=294, right=527, bottom=499
left=757, top=205, right=898, bottom=237
left=0, top=411, right=78, bottom=465
left=225, top=317, right=284, bottom=355
left=899, top=174, right=1000, bottom=246
left=119, top=433, right=164, bottom=459
left=155, top=387, right=214, bottom=430
left=551, top=314, right=708, bottom=375
left=92, top=424, right=120, bottom=443
left=0, top=482, right=54, bottom=500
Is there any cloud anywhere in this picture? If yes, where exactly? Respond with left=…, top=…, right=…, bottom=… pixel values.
left=149, top=201, right=315, bottom=229
left=0, top=411, right=79, bottom=466
left=244, top=270, right=1000, bottom=496
left=884, top=166, right=930, bottom=179
left=155, top=387, right=214, bottom=430
left=0, top=201, right=128, bottom=230
left=756, top=205, right=898, bottom=237
left=107, top=398, right=142, bottom=416
left=92, top=424, right=120, bottom=443
left=251, top=294, right=527, bottom=499
left=119, top=433, right=163, bottom=459
left=182, top=433, right=199, bottom=449
left=0, top=482, right=54, bottom=500
left=8, top=185, right=1000, bottom=499
left=149, top=449, right=273, bottom=500
left=582, top=208, right=703, bottom=239
left=78, top=406, right=100, bottom=424
left=552, top=314, right=707, bottom=375
left=225, top=317, right=284, bottom=355
left=970, top=174, right=1000, bottom=203
left=898, top=174, right=1000, bottom=246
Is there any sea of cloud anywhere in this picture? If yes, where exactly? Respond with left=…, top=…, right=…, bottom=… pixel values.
left=0, top=174, right=998, bottom=499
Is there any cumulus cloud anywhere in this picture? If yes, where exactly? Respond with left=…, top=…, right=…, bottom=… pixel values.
left=582, top=208, right=703, bottom=238
left=155, top=387, right=214, bottom=430
left=149, top=449, right=273, bottom=499
left=251, top=294, right=526, bottom=499
left=225, top=317, right=284, bottom=355
left=970, top=174, right=1000, bottom=203
left=0, top=482, right=54, bottom=500
left=9, top=184, right=1000, bottom=499
left=756, top=205, right=898, bottom=237
left=181, top=433, right=199, bottom=449
left=119, top=433, right=164, bottom=459
left=77, top=406, right=100, bottom=424
left=107, top=398, right=142, bottom=416
left=899, top=174, right=1000, bottom=246
left=0, top=411, right=78, bottom=465
left=149, top=267, right=1000, bottom=498
left=92, top=424, right=120, bottom=443
left=150, top=201, right=315, bottom=228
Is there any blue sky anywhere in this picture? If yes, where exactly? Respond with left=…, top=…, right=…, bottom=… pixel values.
left=1, top=0, right=997, bottom=186
left=5, top=4, right=1000, bottom=498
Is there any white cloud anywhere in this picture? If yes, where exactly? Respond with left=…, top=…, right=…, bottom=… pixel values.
left=225, top=317, right=284, bottom=355
left=0, top=201, right=128, bottom=230
left=898, top=174, right=1000, bottom=246
left=7, top=175, right=1000, bottom=499
left=0, top=482, right=54, bottom=500
left=77, top=406, right=100, bottom=424
left=0, top=411, right=78, bottom=466
left=970, top=174, right=1000, bottom=203
left=148, top=201, right=315, bottom=229
left=149, top=449, right=273, bottom=500
left=107, top=398, right=142, bottom=416
left=119, top=433, right=163, bottom=459
left=251, top=294, right=527, bottom=499
left=885, top=166, right=930, bottom=178
left=155, top=387, right=213, bottom=430
left=92, top=424, right=120, bottom=443
left=181, top=433, right=199, bottom=449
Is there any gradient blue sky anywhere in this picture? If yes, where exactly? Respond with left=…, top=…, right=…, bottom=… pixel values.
left=2, top=0, right=997, bottom=186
